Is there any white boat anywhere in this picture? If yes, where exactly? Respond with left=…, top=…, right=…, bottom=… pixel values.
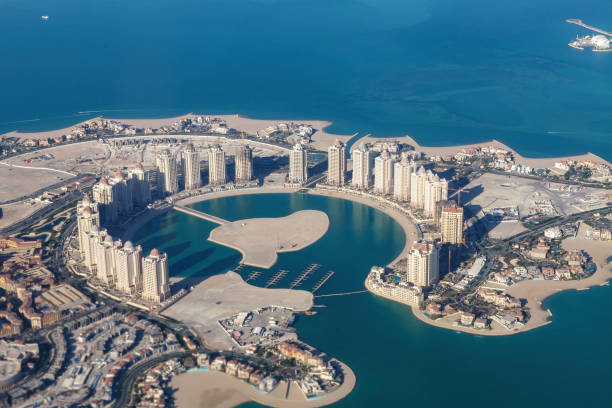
left=41, top=15, right=49, bottom=20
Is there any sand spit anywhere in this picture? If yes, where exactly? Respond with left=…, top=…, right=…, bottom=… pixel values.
left=354, top=134, right=612, bottom=168
left=162, top=271, right=313, bottom=350
left=208, top=210, right=329, bottom=269
left=170, top=361, right=356, bottom=408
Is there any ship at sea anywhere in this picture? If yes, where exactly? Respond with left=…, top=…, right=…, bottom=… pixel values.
left=568, top=35, right=612, bottom=52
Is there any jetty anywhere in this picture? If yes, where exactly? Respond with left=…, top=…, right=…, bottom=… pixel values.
left=312, top=271, right=335, bottom=293
left=289, top=263, right=321, bottom=289
left=265, top=270, right=288, bottom=288
left=173, top=204, right=228, bottom=225
left=245, top=271, right=261, bottom=283
left=566, top=19, right=612, bottom=37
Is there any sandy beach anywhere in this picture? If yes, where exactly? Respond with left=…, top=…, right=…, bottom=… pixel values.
left=170, top=360, right=356, bottom=408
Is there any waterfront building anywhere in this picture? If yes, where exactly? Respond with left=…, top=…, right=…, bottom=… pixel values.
left=157, top=149, right=179, bottom=195
left=128, top=163, right=151, bottom=209
left=92, top=177, right=118, bottom=226
left=235, top=144, right=253, bottom=182
left=142, top=248, right=170, bottom=303
left=440, top=201, right=464, bottom=245
left=327, top=139, right=346, bottom=186
left=115, top=241, right=143, bottom=295
left=76, top=194, right=100, bottom=257
left=289, top=143, right=308, bottom=184
left=208, top=145, right=227, bottom=186
left=83, top=225, right=103, bottom=271
left=410, top=167, right=427, bottom=209
left=95, top=234, right=121, bottom=285
left=393, top=155, right=415, bottom=202
left=424, top=174, right=448, bottom=217
left=351, top=143, right=372, bottom=189
left=407, top=241, right=440, bottom=287
left=110, top=171, right=133, bottom=216
left=183, top=143, right=201, bottom=190
left=374, top=150, right=394, bottom=195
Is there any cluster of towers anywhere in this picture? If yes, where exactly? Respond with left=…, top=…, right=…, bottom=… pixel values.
left=156, top=143, right=254, bottom=195
left=76, top=194, right=169, bottom=303
left=92, top=164, right=152, bottom=226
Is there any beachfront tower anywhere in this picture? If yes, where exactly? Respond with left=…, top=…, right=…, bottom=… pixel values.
left=407, top=241, right=440, bottom=287
left=128, top=163, right=152, bottom=209
left=208, top=145, right=227, bottom=186
left=92, top=177, right=118, bottom=226
left=440, top=201, right=464, bottom=245
left=374, top=150, right=394, bottom=195
left=235, top=144, right=253, bottom=183
left=424, top=174, right=448, bottom=218
left=351, top=143, right=372, bottom=189
left=183, top=143, right=201, bottom=190
left=76, top=194, right=100, bottom=256
left=110, top=171, right=133, bottom=216
left=393, top=154, right=415, bottom=202
left=115, top=241, right=143, bottom=295
left=142, top=248, right=170, bottom=303
left=410, top=167, right=427, bottom=209
left=327, top=139, right=346, bottom=186
left=289, top=143, right=308, bottom=185
left=157, top=149, right=179, bottom=195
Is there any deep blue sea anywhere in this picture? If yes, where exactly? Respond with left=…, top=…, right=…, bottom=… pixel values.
left=1, top=0, right=612, bottom=159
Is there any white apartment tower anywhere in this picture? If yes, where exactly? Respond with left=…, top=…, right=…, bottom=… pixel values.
left=327, top=139, right=346, bottom=186
left=157, top=149, right=179, bottom=195
left=235, top=144, right=253, bottom=182
left=440, top=202, right=464, bottom=245
left=95, top=234, right=121, bottom=285
left=424, top=174, right=449, bottom=217
left=142, top=248, right=170, bottom=303
left=110, top=171, right=133, bottom=216
left=128, top=163, right=151, bottom=209
left=183, top=143, right=201, bottom=190
left=76, top=194, right=100, bottom=256
left=393, top=156, right=415, bottom=202
left=208, top=145, right=227, bottom=186
left=92, top=177, right=118, bottom=226
left=407, top=241, right=440, bottom=287
left=374, top=150, right=394, bottom=195
left=115, top=241, right=143, bottom=295
left=351, top=143, right=372, bottom=189
left=288, top=143, right=308, bottom=184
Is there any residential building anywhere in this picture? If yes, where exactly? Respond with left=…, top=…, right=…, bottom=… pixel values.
left=142, top=249, right=170, bottom=303
left=351, top=143, right=372, bottom=189
left=393, top=155, right=415, bottom=202
left=440, top=201, right=464, bottom=244
left=115, top=241, right=143, bottom=295
left=208, top=145, right=226, bottom=186
left=407, top=241, right=440, bottom=287
left=76, top=195, right=100, bottom=256
left=157, top=149, right=179, bottom=195
left=327, top=139, right=346, bottom=186
left=374, top=150, right=394, bottom=195
left=235, top=144, right=253, bottom=182
left=288, top=143, right=308, bottom=184
left=128, top=163, right=151, bottom=209
left=92, top=177, right=118, bottom=226
left=183, top=143, right=201, bottom=190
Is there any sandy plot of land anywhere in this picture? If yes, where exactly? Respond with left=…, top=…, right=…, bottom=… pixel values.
left=0, top=165, right=72, bottom=202
left=506, top=223, right=612, bottom=332
left=208, top=210, right=329, bottom=269
left=1, top=117, right=99, bottom=141
left=354, top=135, right=612, bottom=168
left=163, top=272, right=313, bottom=350
left=0, top=201, right=47, bottom=229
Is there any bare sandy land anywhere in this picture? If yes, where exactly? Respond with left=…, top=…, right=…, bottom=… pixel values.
left=506, top=223, right=612, bottom=332
left=175, top=187, right=301, bottom=207
left=106, top=113, right=194, bottom=129
left=354, top=135, right=612, bottom=168
left=0, top=165, right=73, bottom=202
left=0, top=201, right=47, bottom=230
left=1, top=117, right=100, bottom=141
left=209, top=210, right=329, bottom=269
left=171, top=360, right=356, bottom=408
left=308, top=189, right=419, bottom=266
left=163, top=271, right=313, bottom=350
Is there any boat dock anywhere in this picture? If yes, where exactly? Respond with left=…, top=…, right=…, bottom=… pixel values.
left=265, top=270, right=288, bottom=288
left=312, top=271, right=334, bottom=293
left=289, top=263, right=321, bottom=289
left=566, top=19, right=612, bottom=37
left=173, top=204, right=228, bottom=225
left=245, top=271, right=261, bottom=283
left=314, top=290, right=368, bottom=298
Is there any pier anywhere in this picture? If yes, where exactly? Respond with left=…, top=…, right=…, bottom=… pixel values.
left=314, top=290, right=368, bottom=298
left=173, top=204, right=228, bottom=225
left=566, top=19, right=612, bottom=37
left=312, top=271, right=335, bottom=293
left=265, top=270, right=288, bottom=288
left=289, top=264, right=321, bottom=289
left=245, top=271, right=261, bottom=283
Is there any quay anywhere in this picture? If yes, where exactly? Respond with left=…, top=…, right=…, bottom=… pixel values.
left=566, top=18, right=612, bottom=37
left=173, top=204, right=228, bottom=225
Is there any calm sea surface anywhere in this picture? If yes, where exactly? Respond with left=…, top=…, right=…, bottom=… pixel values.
left=133, top=193, right=612, bottom=407
left=1, top=0, right=612, bottom=159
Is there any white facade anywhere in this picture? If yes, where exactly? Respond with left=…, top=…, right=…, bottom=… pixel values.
left=393, top=156, right=414, bottom=202
left=115, top=241, right=143, bottom=295
left=374, top=150, right=394, bottom=195
left=157, top=149, right=179, bottom=195
left=208, top=145, right=227, bottom=186
left=289, top=143, right=308, bottom=184
left=142, top=249, right=170, bottom=303
left=76, top=195, right=100, bottom=257
left=327, top=140, right=346, bottom=186
left=183, top=143, right=201, bottom=190
left=424, top=175, right=448, bottom=217
left=407, top=241, right=440, bottom=287
left=92, top=178, right=118, bottom=226
left=440, top=203, right=464, bottom=245
left=351, top=144, right=372, bottom=189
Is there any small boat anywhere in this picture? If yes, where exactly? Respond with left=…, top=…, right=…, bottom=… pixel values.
left=41, top=15, right=49, bottom=20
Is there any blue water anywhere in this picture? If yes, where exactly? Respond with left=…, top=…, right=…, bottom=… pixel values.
left=1, top=0, right=612, bottom=159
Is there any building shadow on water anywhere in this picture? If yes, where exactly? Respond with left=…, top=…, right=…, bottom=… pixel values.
left=170, top=247, right=216, bottom=272
left=139, top=231, right=178, bottom=250
left=162, top=241, right=192, bottom=258
left=170, top=253, right=241, bottom=292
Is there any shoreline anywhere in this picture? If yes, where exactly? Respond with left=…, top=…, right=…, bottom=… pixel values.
left=170, top=360, right=356, bottom=408
left=2, top=113, right=610, bottom=167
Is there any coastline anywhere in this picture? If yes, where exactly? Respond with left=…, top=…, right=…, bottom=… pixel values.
left=170, top=360, right=356, bottom=408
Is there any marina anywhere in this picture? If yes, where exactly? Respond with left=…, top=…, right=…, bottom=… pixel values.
left=264, top=269, right=289, bottom=288
left=245, top=271, right=261, bottom=283
left=312, top=271, right=335, bottom=293
left=289, top=263, right=321, bottom=289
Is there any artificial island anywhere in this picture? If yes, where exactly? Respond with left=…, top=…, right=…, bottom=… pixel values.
left=0, top=113, right=611, bottom=407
